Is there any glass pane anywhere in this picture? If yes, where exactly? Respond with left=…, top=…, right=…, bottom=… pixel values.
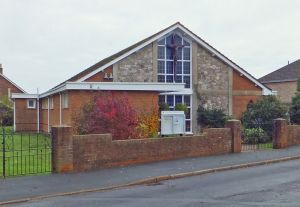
left=158, top=61, right=165, bottom=74
left=184, top=95, right=191, bottom=106
left=166, top=61, right=173, bottom=74
left=186, top=108, right=191, bottom=119
left=167, top=95, right=174, bottom=107
left=158, top=38, right=165, bottom=46
left=174, top=34, right=182, bottom=45
left=158, top=46, right=165, bottom=59
left=183, top=40, right=190, bottom=46
left=158, top=75, right=165, bottom=82
left=184, top=76, right=190, bottom=88
left=176, top=47, right=182, bottom=60
left=175, top=75, right=182, bottom=83
left=166, top=75, right=173, bottom=83
left=183, top=48, right=190, bottom=60
left=166, top=35, right=173, bottom=45
left=185, top=121, right=191, bottom=132
left=175, top=95, right=182, bottom=104
left=166, top=47, right=174, bottom=59
left=159, top=95, right=165, bottom=104
left=175, top=62, right=182, bottom=74
left=183, top=62, right=190, bottom=74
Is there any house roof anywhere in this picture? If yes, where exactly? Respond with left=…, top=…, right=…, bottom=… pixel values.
left=0, top=73, right=26, bottom=94
left=50, top=22, right=273, bottom=95
left=259, top=59, right=300, bottom=83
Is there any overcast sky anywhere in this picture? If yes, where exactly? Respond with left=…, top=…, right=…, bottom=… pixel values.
left=1, top=0, right=300, bottom=93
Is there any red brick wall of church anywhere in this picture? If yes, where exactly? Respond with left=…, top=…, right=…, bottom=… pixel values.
left=232, top=70, right=262, bottom=119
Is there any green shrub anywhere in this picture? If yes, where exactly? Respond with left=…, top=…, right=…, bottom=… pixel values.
left=241, top=96, right=286, bottom=135
left=159, top=103, right=170, bottom=112
left=290, top=77, right=300, bottom=124
left=197, top=106, right=227, bottom=128
left=242, top=128, right=270, bottom=144
left=175, top=103, right=187, bottom=114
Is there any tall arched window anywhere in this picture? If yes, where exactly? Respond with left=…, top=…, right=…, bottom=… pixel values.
left=157, top=33, right=192, bottom=133
left=157, top=33, right=191, bottom=88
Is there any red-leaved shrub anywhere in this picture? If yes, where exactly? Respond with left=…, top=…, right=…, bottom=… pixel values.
left=74, top=92, right=139, bottom=140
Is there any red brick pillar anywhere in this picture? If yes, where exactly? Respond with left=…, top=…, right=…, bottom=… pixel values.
left=51, top=126, right=74, bottom=173
left=273, top=118, right=288, bottom=149
left=226, top=120, right=241, bottom=153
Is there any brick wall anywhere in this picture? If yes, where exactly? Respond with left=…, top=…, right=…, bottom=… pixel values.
left=0, top=75, right=23, bottom=99
left=288, top=125, right=300, bottom=146
left=15, top=99, right=37, bottom=131
left=52, top=120, right=241, bottom=173
left=272, top=119, right=300, bottom=148
left=232, top=70, right=262, bottom=119
left=265, top=81, right=296, bottom=103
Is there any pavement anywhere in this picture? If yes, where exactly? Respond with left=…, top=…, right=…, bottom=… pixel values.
left=10, top=158, right=300, bottom=207
left=1, top=145, right=300, bottom=204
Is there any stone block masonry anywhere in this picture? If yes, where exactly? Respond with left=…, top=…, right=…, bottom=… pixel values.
left=52, top=120, right=241, bottom=173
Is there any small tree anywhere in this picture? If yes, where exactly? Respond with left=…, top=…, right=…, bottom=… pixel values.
left=197, top=106, right=227, bottom=128
left=290, top=77, right=300, bottom=124
left=242, top=95, right=286, bottom=135
left=0, top=95, right=13, bottom=126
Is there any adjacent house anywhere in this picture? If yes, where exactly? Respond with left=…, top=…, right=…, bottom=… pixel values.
left=259, top=59, right=300, bottom=103
left=0, top=64, right=25, bottom=100
left=12, top=22, right=274, bottom=134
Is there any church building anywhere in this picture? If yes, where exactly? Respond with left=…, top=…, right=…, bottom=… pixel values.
left=12, top=22, right=274, bottom=134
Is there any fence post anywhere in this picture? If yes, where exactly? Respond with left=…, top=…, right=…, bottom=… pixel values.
left=226, top=120, right=241, bottom=153
left=51, top=125, right=74, bottom=173
left=273, top=118, right=288, bottom=149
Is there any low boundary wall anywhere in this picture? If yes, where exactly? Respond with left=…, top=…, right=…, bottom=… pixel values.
left=51, top=120, right=241, bottom=173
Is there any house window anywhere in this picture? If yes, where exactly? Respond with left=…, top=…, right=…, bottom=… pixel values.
left=62, top=93, right=68, bottom=109
left=27, top=99, right=36, bottom=109
left=159, top=95, right=192, bottom=132
left=49, top=97, right=54, bottom=109
left=42, top=99, right=48, bottom=109
left=157, top=33, right=191, bottom=88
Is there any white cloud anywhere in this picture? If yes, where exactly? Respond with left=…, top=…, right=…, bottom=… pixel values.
left=1, top=0, right=300, bottom=93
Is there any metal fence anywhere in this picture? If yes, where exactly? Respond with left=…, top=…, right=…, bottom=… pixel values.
left=241, top=122, right=273, bottom=151
left=0, top=127, right=52, bottom=177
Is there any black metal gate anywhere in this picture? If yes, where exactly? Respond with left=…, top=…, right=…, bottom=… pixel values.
left=0, top=128, right=52, bottom=177
left=241, top=122, right=273, bottom=151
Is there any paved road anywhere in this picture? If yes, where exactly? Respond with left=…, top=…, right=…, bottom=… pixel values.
left=8, top=159, right=300, bottom=207
left=2, top=145, right=300, bottom=202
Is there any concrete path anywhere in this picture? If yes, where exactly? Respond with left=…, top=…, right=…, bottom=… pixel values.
left=1, top=145, right=300, bottom=203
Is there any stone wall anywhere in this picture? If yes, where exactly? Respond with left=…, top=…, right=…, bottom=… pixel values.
left=193, top=42, right=231, bottom=113
left=51, top=120, right=241, bottom=173
left=114, top=43, right=154, bottom=82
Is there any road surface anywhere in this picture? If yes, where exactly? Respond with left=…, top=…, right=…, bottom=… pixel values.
left=9, top=159, right=300, bottom=207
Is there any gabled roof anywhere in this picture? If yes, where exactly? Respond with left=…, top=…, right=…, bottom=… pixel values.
left=0, top=73, right=26, bottom=93
left=259, top=59, right=300, bottom=83
left=50, top=22, right=273, bottom=95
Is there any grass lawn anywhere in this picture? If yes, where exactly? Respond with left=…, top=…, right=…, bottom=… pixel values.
left=0, top=129, right=52, bottom=177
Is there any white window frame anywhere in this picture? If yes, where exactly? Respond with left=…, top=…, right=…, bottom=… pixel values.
left=62, top=93, right=69, bottom=109
left=27, top=99, right=36, bottom=109
left=159, top=94, right=192, bottom=133
left=157, top=32, right=192, bottom=89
